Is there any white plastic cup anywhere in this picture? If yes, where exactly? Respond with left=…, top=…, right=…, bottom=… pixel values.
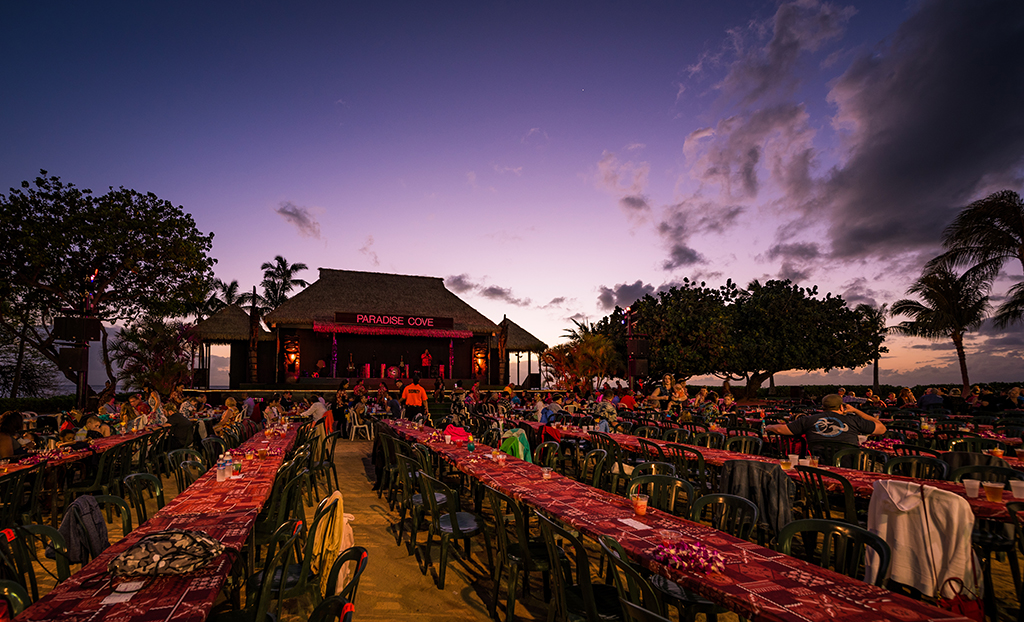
left=444, top=434, right=452, bottom=444
left=1010, top=481, right=1024, bottom=499
left=963, top=479, right=981, bottom=497
left=798, top=458, right=811, bottom=466
left=788, top=454, right=799, bottom=464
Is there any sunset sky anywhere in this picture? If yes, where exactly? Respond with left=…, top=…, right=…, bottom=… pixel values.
left=3, top=0, right=1023, bottom=387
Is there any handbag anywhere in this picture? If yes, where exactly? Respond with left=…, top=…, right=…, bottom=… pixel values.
left=919, top=485, right=984, bottom=622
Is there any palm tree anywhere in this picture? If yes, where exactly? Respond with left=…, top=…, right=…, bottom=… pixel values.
left=259, top=256, right=309, bottom=309
left=855, top=303, right=889, bottom=394
left=927, top=190, right=1024, bottom=328
left=890, top=268, right=990, bottom=393
left=217, top=279, right=242, bottom=306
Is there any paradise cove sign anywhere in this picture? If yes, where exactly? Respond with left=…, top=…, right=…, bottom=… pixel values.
left=335, top=312, right=454, bottom=329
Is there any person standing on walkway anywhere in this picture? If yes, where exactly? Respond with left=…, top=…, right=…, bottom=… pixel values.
left=402, top=373, right=428, bottom=421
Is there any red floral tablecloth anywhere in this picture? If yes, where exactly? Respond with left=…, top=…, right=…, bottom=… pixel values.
left=17, top=426, right=299, bottom=622
left=385, top=420, right=970, bottom=622
left=518, top=421, right=1020, bottom=521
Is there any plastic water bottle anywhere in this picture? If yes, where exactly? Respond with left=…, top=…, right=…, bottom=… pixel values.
left=216, top=459, right=226, bottom=482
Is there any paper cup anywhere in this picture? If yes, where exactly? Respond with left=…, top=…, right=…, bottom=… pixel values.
left=444, top=434, right=451, bottom=444
left=963, top=479, right=981, bottom=497
left=1010, top=480, right=1024, bottom=499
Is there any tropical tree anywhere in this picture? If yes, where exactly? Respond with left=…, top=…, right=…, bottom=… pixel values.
left=628, top=279, right=738, bottom=380
left=927, top=190, right=1024, bottom=328
left=542, top=320, right=623, bottom=389
left=890, top=268, right=990, bottom=393
left=259, top=256, right=309, bottom=309
left=855, top=303, right=890, bottom=394
left=217, top=279, right=243, bottom=306
left=725, top=280, right=875, bottom=398
left=0, top=171, right=216, bottom=392
left=110, top=317, right=198, bottom=394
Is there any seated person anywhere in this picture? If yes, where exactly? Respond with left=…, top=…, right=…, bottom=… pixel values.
left=165, top=406, right=195, bottom=450
left=0, top=411, right=32, bottom=458
left=213, top=397, right=242, bottom=434
left=766, top=394, right=885, bottom=462
left=75, top=416, right=111, bottom=441
left=299, top=393, right=328, bottom=423
left=539, top=395, right=564, bottom=424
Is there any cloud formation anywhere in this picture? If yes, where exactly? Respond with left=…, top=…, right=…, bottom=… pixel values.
left=716, top=0, right=856, bottom=105
left=820, top=0, right=1024, bottom=259
left=275, top=201, right=321, bottom=238
left=597, top=280, right=656, bottom=310
left=595, top=151, right=652, bottom=218
left=444, top=274, right=531, bottom=306
left=662, top=0, right=1024, bottom=281
left=358, top=235, right=379, bottom=266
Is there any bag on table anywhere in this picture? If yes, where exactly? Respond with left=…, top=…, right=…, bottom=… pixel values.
left=108, top=529, right=226, bottom=576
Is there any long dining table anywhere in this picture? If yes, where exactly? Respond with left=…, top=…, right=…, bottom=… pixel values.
left=384, top=419, right=972, bottom=622
left=518, top=420, right=1022, bottom=521
left=17, top=425, right=300, bottom=622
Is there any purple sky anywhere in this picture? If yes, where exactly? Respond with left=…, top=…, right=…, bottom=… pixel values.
left=3, top=1, right=1023, bottom=387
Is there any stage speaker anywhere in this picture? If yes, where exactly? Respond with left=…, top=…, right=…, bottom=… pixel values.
left=54, top=317, right=102, bottom=342
left=58, top=347, right=89, bottom=372
left=628, top=359, right=648, bottom=376
left=626, top=338, right=650, bottom=358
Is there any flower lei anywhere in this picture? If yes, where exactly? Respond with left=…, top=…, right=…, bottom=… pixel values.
left=862, top=438, right=900, bottom=451
left=979, top=431, right=1011, bottom=442
left=654, top=541, right=725, bottom=574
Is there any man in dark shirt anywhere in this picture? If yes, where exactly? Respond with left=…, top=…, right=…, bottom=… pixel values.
left=166, top=409, right=195, bottom=450
left=766, top=394, right=885, bottom=458
left=280, top=391, right=294, bottom=411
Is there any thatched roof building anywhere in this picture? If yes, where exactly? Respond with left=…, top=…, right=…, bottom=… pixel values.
left=264, top=269, right=500, bottom=336
left=193, top=304, right=272, bottom=343
left=500, top=317, right=547, bottom=352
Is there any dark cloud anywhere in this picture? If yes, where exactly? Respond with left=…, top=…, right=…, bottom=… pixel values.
left=445, top=274, right=530, bottom=306
left=479, top=285, right=530, bottom=306
left=910, top=342, right=958, bottom=351
left=717, top=0, right=856, bottom=105
left=597, top=280, right=656, bottom=311
left=656, top=200, right=746, bottom=271
left=546, top=297, right=566, bottom=306
left=444, top=274, right=476, bottom=293
left=821, top=0, right=1024, bottom=259
left=275, top=201, right=321, bottom=239
left=663, top=244, right=704, bottom=270
left=777, top=262, right=811, bottom=283
left=620, top=195, right=650, bottom=211
left=686, top=104, right=816, bottom=202
left=840, top=277, right=882, bottom=308
left=766, top=242, right=821, bottom=262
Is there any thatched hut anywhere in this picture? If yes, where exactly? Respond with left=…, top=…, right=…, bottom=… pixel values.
left=498, top=316, right=548, bottom=387
left=263, top=269, right=505, bottom=385
left=192, top=305, right=274, bottom=389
